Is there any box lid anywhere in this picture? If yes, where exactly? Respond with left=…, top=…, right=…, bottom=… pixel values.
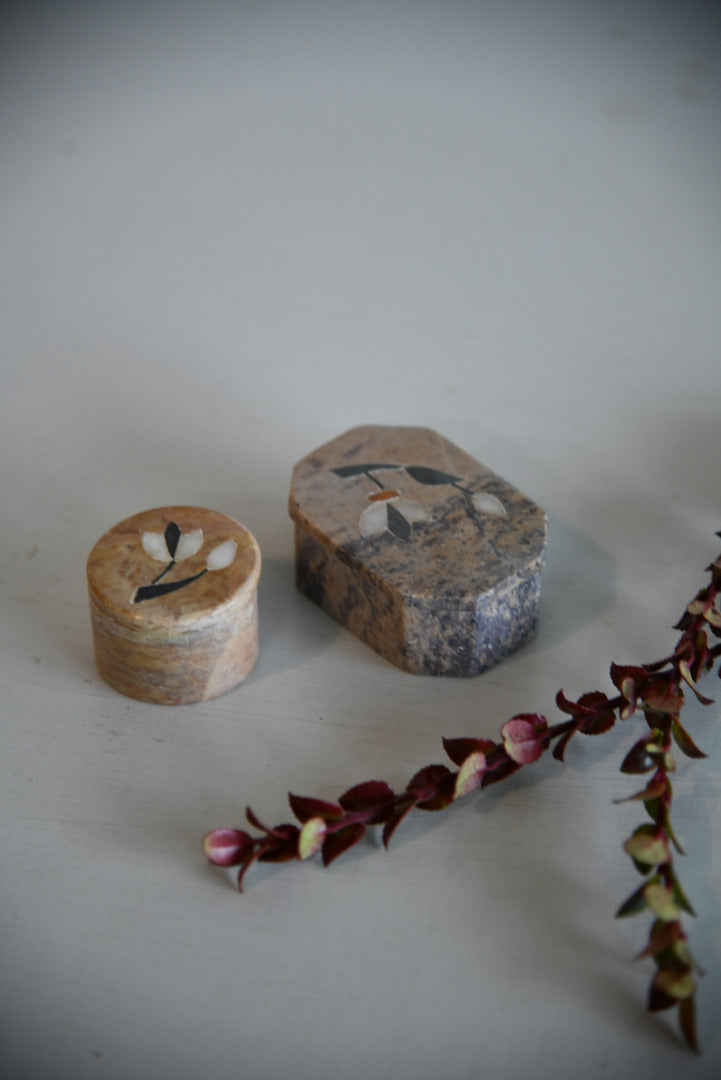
left=289, top=425, right=546, bottom=603
left=87, top=506, right=260, bottom=634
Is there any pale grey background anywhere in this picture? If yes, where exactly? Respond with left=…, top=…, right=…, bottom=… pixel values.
left=1, top=2, right=720, bottom=1078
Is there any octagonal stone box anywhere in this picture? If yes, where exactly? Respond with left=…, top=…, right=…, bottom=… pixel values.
left=289, top=426, right=546, bottom=676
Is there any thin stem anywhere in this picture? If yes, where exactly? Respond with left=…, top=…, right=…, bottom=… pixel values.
left=365, top=471, right=387, bottom=490
left=204, top=536, right=721, bottom=1054
left=151, top=559, right=175, bottom=585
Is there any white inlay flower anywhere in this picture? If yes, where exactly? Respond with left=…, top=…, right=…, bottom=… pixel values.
left=206, top=539, right=237, bottom=571
left=142, top=524, right=203, bottom=562
left=471, top=491, right=508, bottom=518
left=142, top=530, right=173, bottom=561
left=359, top=489, right=430, bottom=541
left=175, top=529, right=204, bottom=560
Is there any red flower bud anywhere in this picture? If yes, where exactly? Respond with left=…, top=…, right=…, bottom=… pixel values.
left=501, top=714, right=548, bottom=765
left=202, top=828, right=253, bottom=867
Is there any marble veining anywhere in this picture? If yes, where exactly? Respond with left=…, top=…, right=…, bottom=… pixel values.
left=87, top=506, right=261, bottom=704
left=290, top=426, right=546, bottom=676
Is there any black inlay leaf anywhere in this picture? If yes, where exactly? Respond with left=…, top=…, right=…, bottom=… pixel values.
left=164, top=521, right=181, bottom=558
left=386, top=502, right=411, bottom=541
left=331, top=463, right=399, bottom=478
left=404, top=466, right=462, bottom=486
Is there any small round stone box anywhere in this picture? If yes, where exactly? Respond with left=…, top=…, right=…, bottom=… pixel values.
left=87, top=506, right=261, bottom=704
left=289, top=426, right=546, bottom=676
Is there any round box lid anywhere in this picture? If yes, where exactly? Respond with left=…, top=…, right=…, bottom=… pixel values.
left=87, top=506, right=261, bottom=703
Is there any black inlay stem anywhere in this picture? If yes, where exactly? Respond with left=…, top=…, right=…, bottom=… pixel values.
left=365, top=471, right=386, bottom=489
left=151, top=560, right=175, bottom=585
left=134, top=568, right=208, bottom=603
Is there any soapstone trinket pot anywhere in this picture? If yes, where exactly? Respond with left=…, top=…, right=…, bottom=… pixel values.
left=87, top=506, right=261, bottom=704
left=289, top=426, right=546, bottom=675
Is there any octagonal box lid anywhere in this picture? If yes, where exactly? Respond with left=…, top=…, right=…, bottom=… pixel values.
left=289, top=426, right=546, bottom=676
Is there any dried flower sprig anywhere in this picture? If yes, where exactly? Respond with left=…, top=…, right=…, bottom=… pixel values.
left=204, top=535, right=721, bottom=1052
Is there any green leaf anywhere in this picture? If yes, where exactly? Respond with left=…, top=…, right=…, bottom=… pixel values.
left=665, top=815, right=685, bottom=857
left=616, top=881, right=650, bottom=918
left=670, top=718, right=707, bottom=759
left=667, top=865, right=697, bottom=917
left=679, top=995, right=700, bottom=1054
left=614, top=774, right=667, bottom=805
left=678, top=657, right=714, bottom=704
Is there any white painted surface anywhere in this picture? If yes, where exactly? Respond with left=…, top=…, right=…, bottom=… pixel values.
left=1, top=3, right=720, bottom=1078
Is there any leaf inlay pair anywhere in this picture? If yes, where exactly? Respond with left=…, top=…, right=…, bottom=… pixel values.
left=331, top=463, right=507, bottom=541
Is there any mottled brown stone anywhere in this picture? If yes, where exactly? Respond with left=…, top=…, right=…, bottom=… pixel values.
left=289, top=426, right=546, bottom=676
left=87, top=506, right=261, bottom=704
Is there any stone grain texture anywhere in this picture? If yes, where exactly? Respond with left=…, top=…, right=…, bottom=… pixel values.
left=289, top=426, right=546, bottom=676
left=87, top=506, right=261, bottom=704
